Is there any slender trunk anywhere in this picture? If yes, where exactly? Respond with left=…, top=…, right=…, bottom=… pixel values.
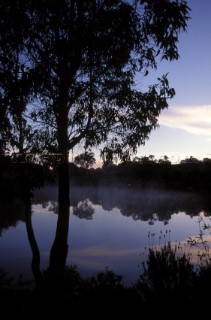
left=24, top=200, right=42, bottom=285
left=52, top=69, right=71, bottom=281
left=18, top=113, right=24, bottom=154
left=49, top=202, right=70, bottom=288
left=57, top=104, right=70, bottom=205
left=58, top=158, right=70, bottom=205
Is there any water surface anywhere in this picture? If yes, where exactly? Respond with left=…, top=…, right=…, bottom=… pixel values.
left=0, top=185, right=210, bottom=285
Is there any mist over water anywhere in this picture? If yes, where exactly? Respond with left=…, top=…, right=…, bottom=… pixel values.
left=0, top=185, right=211, bottom=285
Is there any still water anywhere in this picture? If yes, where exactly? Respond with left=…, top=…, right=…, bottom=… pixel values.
left=0, top=185, right=211, bottom=286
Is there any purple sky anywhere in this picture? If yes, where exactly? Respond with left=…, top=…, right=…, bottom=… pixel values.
left=137, top=0, right=211, bottom=163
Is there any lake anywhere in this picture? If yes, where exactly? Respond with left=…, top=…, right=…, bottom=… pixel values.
left=0, top=184, right=211, bottom=286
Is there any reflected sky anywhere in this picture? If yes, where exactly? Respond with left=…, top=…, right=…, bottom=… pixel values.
left=0, top=186, right=211, bottom=286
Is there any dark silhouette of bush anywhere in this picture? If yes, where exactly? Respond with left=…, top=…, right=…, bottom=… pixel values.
left=1, top=236, right=211, bottom=315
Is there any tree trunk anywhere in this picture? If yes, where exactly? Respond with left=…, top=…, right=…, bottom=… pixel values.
left=49, top=202, right=70, bottom=289
left=52, top=79, right=70, bottom=283
left=57, top=103, right=70, bottom=205
left=24, top=199, right=42, bottom=286
left=58, top=159, right=70, bottom=205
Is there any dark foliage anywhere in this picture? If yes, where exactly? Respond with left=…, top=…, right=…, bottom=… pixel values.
left=1, top=240, right=211, bottom=316
left=69, top=158, right=211, bottom=192
left=0, top=155, right=45, bottom=200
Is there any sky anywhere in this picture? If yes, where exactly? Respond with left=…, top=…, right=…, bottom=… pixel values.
left=136, top=0, right=211, bottom=164
left=72, top=0, right=211, bottom=168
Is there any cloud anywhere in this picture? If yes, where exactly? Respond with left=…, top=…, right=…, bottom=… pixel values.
left=159, top=105, right=211, bottom=136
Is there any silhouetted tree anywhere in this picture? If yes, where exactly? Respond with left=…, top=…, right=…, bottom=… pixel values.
left=158, top=155, right=171, bottom=165
left=180, top=156, right=200, bottom=164
left=74, top=151, right=96, bottom=169
left=0, top=0, right=190, bottom=289
left=1, top=0, right=190, bottom=204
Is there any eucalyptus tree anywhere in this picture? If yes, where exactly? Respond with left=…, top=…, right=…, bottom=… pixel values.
left=0, top=0, right=190, bottom=203
left=1, top=0, right=191, bottom=285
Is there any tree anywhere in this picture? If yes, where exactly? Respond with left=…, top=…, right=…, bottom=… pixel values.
left=180, top=156, right=200, bottom=164
left=74, top=151, right=96, bottom=169
left=1, top=0, right=190, bottom=203
left=158, top=155, right=171, bottom=165
left=0, top=0, right=190, bottom=286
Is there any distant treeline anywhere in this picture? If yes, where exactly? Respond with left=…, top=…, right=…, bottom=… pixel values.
left=69, top=156, right=211, bottom=192
left=1, top=155, right=211, bottom=200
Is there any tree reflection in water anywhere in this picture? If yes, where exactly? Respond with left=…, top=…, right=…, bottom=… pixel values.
left=34, top=185, right=211, bottom=221
left=73, top=199, right=95, bottom=220
left=1, top=186, right=211, bottom=296
left=24, top=199, right=71, bottom=295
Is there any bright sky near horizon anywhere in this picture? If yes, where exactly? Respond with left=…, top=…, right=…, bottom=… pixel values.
left=137, top=0, right=211, bottom=164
